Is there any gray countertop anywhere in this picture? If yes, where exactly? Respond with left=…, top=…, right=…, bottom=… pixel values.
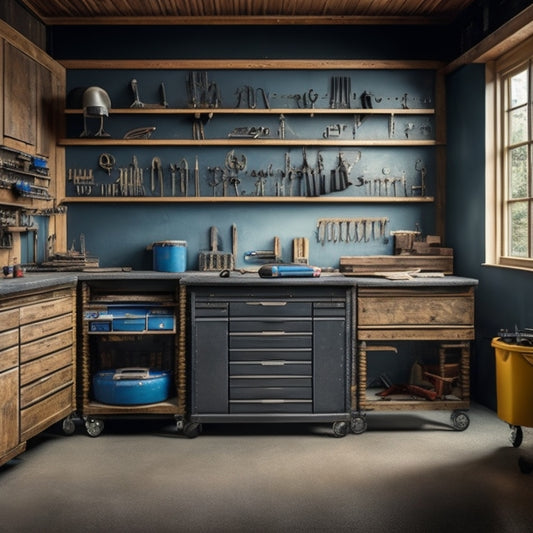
left=0, top=270, right=478, bottom=296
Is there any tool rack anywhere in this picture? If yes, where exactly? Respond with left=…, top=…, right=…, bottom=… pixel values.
left=78, top=280, right=186, bottom=436
left=59, top=59, right=442, bottom=213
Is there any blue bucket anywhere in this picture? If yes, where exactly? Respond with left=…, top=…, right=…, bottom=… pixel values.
left=152, top=240, right=187, bottom=272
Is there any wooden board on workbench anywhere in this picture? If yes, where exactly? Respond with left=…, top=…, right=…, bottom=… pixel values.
left=339, top=254, right=453, bottom=275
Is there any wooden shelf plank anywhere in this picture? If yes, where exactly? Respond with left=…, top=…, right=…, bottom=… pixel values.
left=61, top=196, right=434, bottom=204
left=65, top=107, right=435, bottom=116
left=59, top=138, right=439, bottom=147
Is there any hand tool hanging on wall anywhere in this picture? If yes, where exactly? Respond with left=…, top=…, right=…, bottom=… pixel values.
left=316, top=217, right=389, bottom=245
left=130, top=79, right=168, bottom=109
left=194, top=156, right=200, bottom=197
left=151, top=157, right=164, bottom=196
left=178, top=158, right=189, bottom=196
left=235, top=86, right=270, bottom=109
left=411, top=159, right=427, bottom=196
left=123, top=126, right=156, bottom=140
left=228, top=126, right=270, bottom=139
left=329, top=76, right=351, bottom=109
left=98, top=153, right=115, bottom=175
left=186, top=71, right=221, bottom=108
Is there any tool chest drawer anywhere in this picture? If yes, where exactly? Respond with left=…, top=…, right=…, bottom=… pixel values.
left=229, top=348, right=312, bottom=362
left=229, top=318, right=312, bottom=333
left=230, top=385, right=313, bottom=400
left=229, top=400, right=313, bottom=413
left=229, top=360, right=312, bottom=376
left=230, top=300, right=312, bottom=317
left=229, top=333, right=313, bottom=350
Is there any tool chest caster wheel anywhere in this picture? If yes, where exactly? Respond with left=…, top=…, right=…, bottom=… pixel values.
left=351, top=413, right=368, bottom=434
left=85, top=417, right=104, bottom=437
left=509, top=425, right=523, bottom=448
left=183, top=422, right=202, bottom=438
left=62, top=416, right=76, bottom=436
left=451, top=410, right=470, bottom=431
left=332, top=421, right=349, bottom=437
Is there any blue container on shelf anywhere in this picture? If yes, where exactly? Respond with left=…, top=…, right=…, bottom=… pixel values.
left=92, top=368, right=172, bottom=405
left=152, top=240, right=187, bottom=272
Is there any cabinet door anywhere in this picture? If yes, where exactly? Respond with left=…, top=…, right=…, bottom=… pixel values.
left=0, top=309, right=19, bottom=460
left=3, top=42, right=36, bottom=148
left=191, top=300, right=229, bottom=415
left=0, top=368, right=19, bottom=456
left=313, top=302, right=348, bottom=412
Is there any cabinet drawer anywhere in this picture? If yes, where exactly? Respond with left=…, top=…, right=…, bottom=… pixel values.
left=0, top=309, right=19, bottom=332
left=0, top=328, right=18, bottom=351
left=358, top=290, right=474, bottom=327
left=230, top=301, right=312, bottom=317
left=229, top=360, right=312, bottom=376
left=0, top=345, right=18, bottom=372
left=20, top=330, right=73, bottom=364
left=230, top=319, right=311, bottom=333
left=230, top=376, right=312, bottom=388
left=229, top=400, right=312, bottom=413
left=20, top=346, right=73, bottom=386
left=194, top=303, right=228, bottom=318
left=230, top=386, right=312, bottom=400
left=20, top=313, right=73, bottom=344
left=21, top=365, right=73, bottom=408
left=230, top=333, right=312, bottom=350
left=20, top=296, right=73, bottom=325
left=20, top=386, right=72, bottom=441
left=230, top=348, right=312, bottom=362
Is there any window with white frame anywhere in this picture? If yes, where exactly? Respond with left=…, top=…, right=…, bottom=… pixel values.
left=492, top=38, right=533, bottom=269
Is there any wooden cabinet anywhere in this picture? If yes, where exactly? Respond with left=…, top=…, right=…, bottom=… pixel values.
left=0, top=284, right=76, bottom=468
left=353, top=282, right=476, bottom=433
left=3, top=42, right=36, bottom=149
left=187, top=281, right=355, bottom=437
left=78, top=280, right=185, bottom=437
left=0, top=19, right=67, bottom=268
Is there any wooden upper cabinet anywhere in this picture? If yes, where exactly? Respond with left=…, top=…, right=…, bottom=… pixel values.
left=3, top=41, right=37, bottom=149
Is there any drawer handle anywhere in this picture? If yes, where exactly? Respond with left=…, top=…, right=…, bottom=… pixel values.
left=260, top=361, right=285, bottom=366
left=260, top=330, right=285, bottom=335
left=247, top=301, right=287, bottom=307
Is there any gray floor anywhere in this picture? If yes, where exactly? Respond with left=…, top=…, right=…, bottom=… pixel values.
left=1, top=404, right=533, bottom=533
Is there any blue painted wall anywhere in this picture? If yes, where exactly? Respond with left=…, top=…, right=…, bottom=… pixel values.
left=446, top=64, right=533, bottom=410
left=50, top=23, right=530, bottom=409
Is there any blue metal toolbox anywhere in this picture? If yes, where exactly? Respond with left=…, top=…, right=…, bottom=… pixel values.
left=92, top=368, right=171, bottom=405
left=111, top=307, right=148, bottom=331
left=147, top=308, right=175, bottom=331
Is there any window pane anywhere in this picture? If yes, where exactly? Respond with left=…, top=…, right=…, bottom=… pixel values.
left=509, top=145, right=528, bottom=198
left=509, top=105, right=528, bottom=144
left=510, top=68, right=528, bottom=107
left=509, top=201, right=529, bottom=256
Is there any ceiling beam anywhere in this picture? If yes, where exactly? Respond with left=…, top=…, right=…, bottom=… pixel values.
left=30, top=15, right=452, bottom=26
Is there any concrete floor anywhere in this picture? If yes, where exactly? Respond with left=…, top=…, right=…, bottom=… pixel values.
left=1, top=403, right=532, bottom=533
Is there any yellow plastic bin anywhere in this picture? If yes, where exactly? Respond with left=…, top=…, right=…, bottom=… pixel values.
left=492, top=337, right=533, bottom=428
